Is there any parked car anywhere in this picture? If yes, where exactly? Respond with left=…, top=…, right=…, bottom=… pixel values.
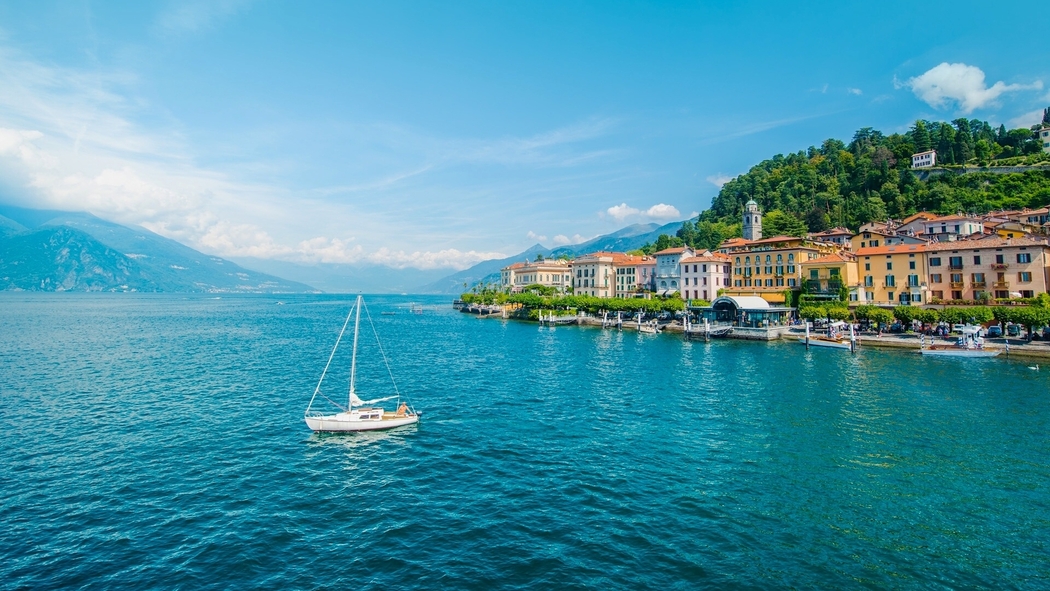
left=1007, top=323, right=1022, bottom=337
left=986, top=325, right=1003, bottom=338
left=1042, top=326, right=1050, bottom=340
left=889, top=322, right=904, bottom=333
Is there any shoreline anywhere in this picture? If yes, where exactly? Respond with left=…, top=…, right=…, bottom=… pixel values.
left=461, top=307, right=1050, bottom=359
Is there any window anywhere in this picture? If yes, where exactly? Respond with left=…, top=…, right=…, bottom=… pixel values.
left=1022, top=290, right=1035, bottom=298
left=950, top=273, right=963, bottom=283
left=996, top=254, right=1004, bottom=264
left=887, top=261, right=893, bottom=270
left=931, top=274, right=942, bottom=283
left=951, top=291, right=962, bottom=300
left=787, top=254, right=794, bottom=263
left=887, top=291, right=894, bottom=301
left=765, top=255, right=771, bottom=263
left=1019, top=272, right=1032, bottom=282
left=885, top=275, right=895, bottom=287
left=865, top=263, right=870, bottom=271
left=745, top=256, right=751, bottom=265
left=929, top=257, right=941, bottom=267
left=787, top=265, right=795, bottom=273
left=777, top=254, right=782, bottom=262
left=908, top=275, right=919, bottom=287
left=909, top=261, right=916, bottom=270
left=949, top=256, right=963, bottom=269
left=972, top=273, right=985, bottom=285
left=973, top=256, right=981, bottom=265
left=932, top=290, right=943, bottom=299
left=829, top=268, right=840, bottom=277
left=1017, top=253, right=1032, bottom=263
left=735, top=257, right=740, bottom=265
left=864, top=276, right=873, bottom=287
left=787, top=279, right=796, bottom=287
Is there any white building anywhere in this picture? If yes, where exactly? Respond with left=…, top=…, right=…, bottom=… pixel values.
left=911, top=150, right=936, bottom=168
left=680, top=251, right=732, bottom=303
left=921, top=215, right=985, bottom=242
left=501, top=259, right=572, bottom=293
left=613, top=254, right=655, bottom=297
left=1040, top=125, right=1050, bottom=154
left=652, top=246, right=695, bottom=296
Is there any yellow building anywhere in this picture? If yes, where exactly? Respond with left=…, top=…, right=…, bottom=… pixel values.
left=799, top=253, right=863, bottom=303
left=854, top=243, right=928, bottom=306
left=718, top=235, right=833, bottom=304
left=501, top=259, right=572, bottom=293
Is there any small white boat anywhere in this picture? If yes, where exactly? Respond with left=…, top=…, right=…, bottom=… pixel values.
left=920, top=325, right=1000, bottom=358
left=799, top=321, right=855, bottom=350
left=304, top=296, right=420, bottom=432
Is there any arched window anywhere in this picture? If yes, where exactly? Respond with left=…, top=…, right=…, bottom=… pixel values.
left=745, top=256, right=751, bottom=265
left=788, top=254, right=794, bottom=263
left=765, top=255, right=771, bottom=263
left=660, top=280, right=667, bottom=288
left=735, top=257, right=741, bottom=265
left=777, top=254, right=783, bottom=262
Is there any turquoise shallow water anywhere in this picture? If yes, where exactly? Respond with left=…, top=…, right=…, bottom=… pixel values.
left=2, top=294, right=1049, bottom=589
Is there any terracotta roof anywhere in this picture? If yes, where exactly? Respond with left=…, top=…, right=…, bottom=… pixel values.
left=900, top=211, right=938, bottom=224
left=809, top=227, right=852, bottom=237
left=681, top=253, right=731, bottom=263
left=924, top=236, right=1050, bottom=252
left=854, top=244, right=927, bottom=256
left=653, top=247, right=690, bottom=255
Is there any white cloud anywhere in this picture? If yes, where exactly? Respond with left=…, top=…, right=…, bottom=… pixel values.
left=847, top=88, right=862, bottom=96
left=903, top=63, right=1043, bottom=114
left=367, top=247, right=506, bottom=270
left=706, top=174, right=733, bottom=188
left=526, top=230, right=547, bottom=242
left=606, top=203, right=641, bottom=221
left=605, top=202, right=681, bottom=222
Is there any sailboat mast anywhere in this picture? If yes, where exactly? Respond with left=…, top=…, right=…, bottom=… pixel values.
left=348, top=295, right=362, bottom=408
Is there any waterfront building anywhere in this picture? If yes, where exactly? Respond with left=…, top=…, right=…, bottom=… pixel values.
left=502, top=259, right=572, bottom=293
left=911, top=150, right=936, bottom=168
left=680, top=251, right=732, bottom=303
left=921, top=215, right=985, bottom=242
left=653, top=246, right=695, bottom=296
left=571, top=252, right=620, bottom=297
left=924, top=237, right=1050, bottom=300
left=807, top=227, right=853, bottom=249
left=692, top=295, right=794, bottom=339
left=612, top=254, right=655, bottom=297
left=855, top=243, right=928, bottom=306
left=742, top=199, right=762, bottom=241
left=1040, top=124, right=1050, bottom=154
left=718, top=235, right=830, bottom=304
left=799, top=252, right=865, bottom=303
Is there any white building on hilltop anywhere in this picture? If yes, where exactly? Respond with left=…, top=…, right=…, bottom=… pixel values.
left=911, top=150, right=936, bottom=168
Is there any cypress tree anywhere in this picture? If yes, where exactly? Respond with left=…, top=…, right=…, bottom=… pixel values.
left=911, top=120, right=932, bottom=152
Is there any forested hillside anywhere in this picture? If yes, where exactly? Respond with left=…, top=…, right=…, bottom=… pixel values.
left=665, top=110, right=1050, bottom=252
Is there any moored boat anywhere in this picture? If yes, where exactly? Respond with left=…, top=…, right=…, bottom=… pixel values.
left=920, top=325, right=1000, bottom=358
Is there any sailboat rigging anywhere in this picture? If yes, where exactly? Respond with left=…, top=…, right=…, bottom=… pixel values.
left=304, top=295, right=421, bottom=432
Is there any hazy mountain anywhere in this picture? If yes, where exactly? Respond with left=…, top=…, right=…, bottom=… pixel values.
left=0, top=225, right=160, bottom=291
left=0, top=205, right=315, bottom=293
left=422, top=220, right=687, bottom=294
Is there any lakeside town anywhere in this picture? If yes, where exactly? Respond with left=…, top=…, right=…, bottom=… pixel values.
left=460, top=140, right=1050, bottom=357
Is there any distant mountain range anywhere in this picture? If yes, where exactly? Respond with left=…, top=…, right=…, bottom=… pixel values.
left=420, top=220, right=685, bottom=293
left=0, top=204, right=688, bottom=294
left=0, top=205, right=314, bottom=293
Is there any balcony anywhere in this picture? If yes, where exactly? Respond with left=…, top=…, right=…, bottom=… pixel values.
left=950, top=281, right=964, bottom=288
left=992, top=263, right=1009, bottom=270
left=972, top=281, right=987, bottom=288
left=993, top=281, right=1010, bottom=288
left=949, top=264, right=964, bottom=270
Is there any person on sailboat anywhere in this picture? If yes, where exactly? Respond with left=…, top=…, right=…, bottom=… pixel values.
left=396, top=402, right=408, bottom=417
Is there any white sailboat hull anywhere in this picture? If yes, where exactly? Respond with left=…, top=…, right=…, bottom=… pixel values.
left=798, top=337, right=852, bottom=349
left=305, top=413, right=420, bottom=432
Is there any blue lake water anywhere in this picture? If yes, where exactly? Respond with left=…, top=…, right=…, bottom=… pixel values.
left=2, top=294, right=1049, bottom=589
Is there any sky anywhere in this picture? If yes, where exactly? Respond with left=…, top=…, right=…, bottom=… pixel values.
left=0, top=1, right=1048, bottom=271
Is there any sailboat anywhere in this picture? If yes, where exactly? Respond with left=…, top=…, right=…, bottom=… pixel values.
left=304, top=296, right=421, bottom=432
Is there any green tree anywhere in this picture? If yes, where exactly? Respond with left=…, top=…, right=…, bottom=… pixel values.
left=762, top=210, right=808, bottom=237
left=911, top=120, right=932, bottom=152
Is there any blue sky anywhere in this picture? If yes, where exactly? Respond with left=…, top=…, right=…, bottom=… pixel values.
left=0, top=1, right=1047, bottom=270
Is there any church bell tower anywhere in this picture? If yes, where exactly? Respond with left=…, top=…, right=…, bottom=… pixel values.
left=743, top=199, right=762, bottom=241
